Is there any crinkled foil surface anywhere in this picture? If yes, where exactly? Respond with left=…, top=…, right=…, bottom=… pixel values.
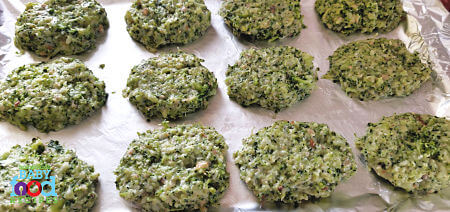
left=0, top=0, right=449, bottom=211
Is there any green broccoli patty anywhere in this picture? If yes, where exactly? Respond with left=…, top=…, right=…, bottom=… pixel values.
left=220, top=0, right=305, bottom=41
left=125, top=0, right=211, bottom=52
left=234, top=121, right=357, bottom=203
left=123, top=52, right=217, bottom=120
left=114, top=124, right=229, bottom=211
left=0, top=138, right=99, bottom=212
left=315, top=0, right=405, bottom=35
left=357, top=113, right=449, bottom=194
left=0, top=57, right=107, bottom=133
left=225, top=46, right=318, bottom=112
left=15, top=0, right=108, bottom=57
left=323, top=38, right=432, bottom=100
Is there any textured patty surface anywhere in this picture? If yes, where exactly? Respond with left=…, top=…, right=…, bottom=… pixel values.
left=123, top=52, right=217, bottom=120
left=125, top=0, right=211, bottom=51
left=234, top=121, right=357, bottom=203
left=226, top=46, right=318, bottom=112
left=315, top=0, right=404, bottom=35
left=114, top=124, right=229, bottom=211
left=15, top=0, right=108, bottom=57
left=357, top=113, right=450, bottom=194
left=220, top=0, right=304, bottom=41
left=0, top=57, right=107, bottom=132
left=0, top=138, right=99, bottom=211
left=323, top=38, right=432, bottom=100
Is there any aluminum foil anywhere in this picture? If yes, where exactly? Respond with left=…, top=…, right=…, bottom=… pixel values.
left=0, top=0, right=449, bottom=211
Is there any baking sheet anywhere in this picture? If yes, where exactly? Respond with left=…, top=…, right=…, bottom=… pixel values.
left=0, top=0, right=449, bottom=211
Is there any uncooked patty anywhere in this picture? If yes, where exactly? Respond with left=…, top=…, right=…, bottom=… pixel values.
left=125, top=0, right=211, bottom=51
left=323, top=38, right=432, bottom=100
left=0, top=57, right=107, bottom=132
left=123, top=52, right=217, bottom=120
left=15, top=0, right=108, bottom=57
left=225, top=46, right=318, bottom=112
left=114, top=124, right=229, bottom=211
left=220, top=0, right=305, bottom=41
left=0, top=138, right=99, bottom=211
left=234, top=121, right=357, bottom=203
left=315, top=0, right=404, bottom=35
left=356, top=113, right=449, bottom=194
